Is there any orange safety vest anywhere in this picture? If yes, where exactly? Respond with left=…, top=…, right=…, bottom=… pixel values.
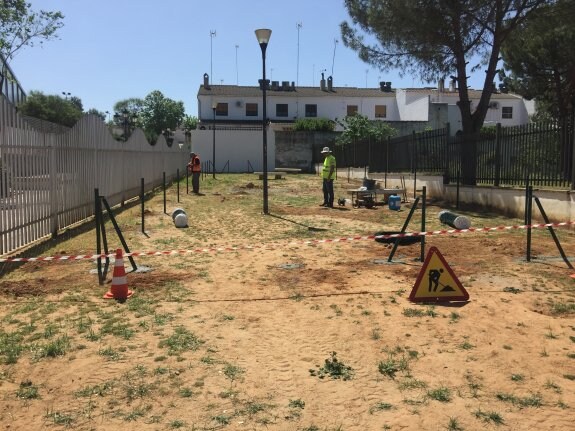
left=188, top=155, right=201, bottom=173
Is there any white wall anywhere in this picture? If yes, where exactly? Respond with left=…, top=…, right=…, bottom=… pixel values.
left=190, top=129, right=275, bottom=172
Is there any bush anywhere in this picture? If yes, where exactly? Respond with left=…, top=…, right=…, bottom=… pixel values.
left=293, top=118, right=335, bottom=131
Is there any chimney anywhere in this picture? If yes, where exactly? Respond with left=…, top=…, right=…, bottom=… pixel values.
left=203, top=73, right=210, bottom=89
left=438, top=78, right=445, bottom=92
left=379, top=81, right=386, bottom=91
left=449, top=79, right=456, bottom=92
left=327, top=76, right=333, bottom=91
left=385, top=82, right=392, bottom=92
left=320, top=72, right=326, bottom=91
left=291, top=81, right=295, bottom=91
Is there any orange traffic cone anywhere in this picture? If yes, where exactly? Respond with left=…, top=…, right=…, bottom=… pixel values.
left=103, top=249, right=133, bottom=300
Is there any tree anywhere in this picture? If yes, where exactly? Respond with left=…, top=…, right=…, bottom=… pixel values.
left=336, top=114, right=396, bottom=146
left=500, top=0, right=575, bottom=123
left=139, top=90, right=185, bottom=144
left=293, top=118, right=335, bottom=131
left=0, top=1, right=64, bottom=93
left=341, top=0, right=550, bottom=184
left=17, top=90, right=82, bottom=127
left=181, top=115, right=198, bottom=131
left=85, top=108, right=105, bottom=121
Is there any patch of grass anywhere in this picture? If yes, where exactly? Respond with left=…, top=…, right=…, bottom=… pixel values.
left=223, top=363, right=245, bottom=384
left=511, top=373, right=524, bottom=382
left=449, top=312, right=461, bottom=323
left=98, top=346, right=122, bottom=361
left=169, top=419, right=186, bottom=428
left=329, top=304, right=343, bottom=316
left=544, top=380, right=561, bottom=394
left=100, top=320, right=135, bottom=340
left=159, top=326, right=204, bottom=355
left=74, top=381, right=114, bottom=398
left=369, top=401, right=393, bottom=414
left=459, top=341, right=475, bottom=350
left=309, top=351, right=354, bottom=381
left=496, top=392, right=542, bottom=408
left=403, top=308, right=425, bottom=317
left=427, top=386, right=451, bottom=402
left=289, top=399, right=306, bottom=409
left=563, top=374, right=575, bottom=381
left=45, top=410, right=74, bottom=426
left=33, top=335, right=71, bottom=360
left=446, top=417, right=464, bottom=431
left=474, top=408, right=504, bottom=425
left=550, top=301, right=575, bottom=315
left=398, top=377, right=427, bottom=390
left=371, top=328, right=381, bottom=340
left=16, top=380, right=40, bottom=399
left=213, top=414, right=231, bottom=425
left=0, top=330, right=24, bottom=364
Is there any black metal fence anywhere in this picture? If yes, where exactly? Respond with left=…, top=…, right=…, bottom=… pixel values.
left=314, top=119, right=575, bottom=189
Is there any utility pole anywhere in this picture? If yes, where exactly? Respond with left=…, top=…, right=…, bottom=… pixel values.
left=235, top=44, right=239, bottom=85
left=296, top=22, right=302, bottom=86
left=210, top=30, right=216, bottom=85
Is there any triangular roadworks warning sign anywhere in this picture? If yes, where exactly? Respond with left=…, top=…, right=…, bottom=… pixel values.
left=409, top=247, right=469, bottom=302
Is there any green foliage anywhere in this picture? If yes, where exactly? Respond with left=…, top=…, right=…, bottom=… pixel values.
left=500, top=0, right=575, bottom=122
left=336, top=114, right=396, bottom=146
left=0, top=1, right=64, bottom=91
left=341, top=0, right=548, bottom=140
left=293, top=117, right=335, bottom=131
left=309, top=351, right=355, bottom=381
left=140, top=90, right=185, bottom=142
left=182, top=115, right=198, bottom=130
left=17, top=91, right=83, bottom=127
left=85, top=108, right=105, bottom=121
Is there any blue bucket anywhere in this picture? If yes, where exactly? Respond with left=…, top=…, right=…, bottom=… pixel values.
left=388, top=195, right=401, bottom=211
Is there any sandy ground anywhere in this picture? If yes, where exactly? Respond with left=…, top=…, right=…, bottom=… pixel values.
left=0, top=174, right=574, bottom=431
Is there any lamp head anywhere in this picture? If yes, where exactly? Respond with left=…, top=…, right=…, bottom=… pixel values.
left=255, top=28, right=272, bottom=46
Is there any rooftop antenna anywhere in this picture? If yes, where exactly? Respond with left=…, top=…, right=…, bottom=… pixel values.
left=296, top=22, right=302, bottom=86
left=235, top=44, right=239, bottom=85
left=210, top=30, right=217, bottom=85
left=331, top=39, right=338, bottom=77
left=365, top=69, right=369, bottom=88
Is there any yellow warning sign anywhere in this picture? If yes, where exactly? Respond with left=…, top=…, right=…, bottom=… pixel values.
left=409, top=247, right=469, bottom=302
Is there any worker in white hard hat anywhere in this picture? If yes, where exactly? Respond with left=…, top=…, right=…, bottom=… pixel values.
left=320, top=146, right=336, bottom=208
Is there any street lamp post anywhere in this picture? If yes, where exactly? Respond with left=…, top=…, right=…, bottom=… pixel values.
left=212, top=101, right=217, bottom=179
left=255, top=28, right=271, bottom=215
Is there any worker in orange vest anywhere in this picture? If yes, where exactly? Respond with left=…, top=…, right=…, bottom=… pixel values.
left=187, top=152, right=201, bottom=194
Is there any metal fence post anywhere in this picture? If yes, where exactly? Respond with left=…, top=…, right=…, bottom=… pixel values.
left=494, top=123, right=501, bottom=187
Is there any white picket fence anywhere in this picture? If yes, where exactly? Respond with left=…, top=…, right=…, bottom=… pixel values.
left=0, top=97, right=187, bottom=255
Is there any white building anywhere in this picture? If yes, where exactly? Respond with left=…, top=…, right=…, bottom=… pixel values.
left=197, top=74, right=534, bottom=134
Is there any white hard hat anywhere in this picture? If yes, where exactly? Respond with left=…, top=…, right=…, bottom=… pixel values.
left=321, top=146, right=331, bottom=153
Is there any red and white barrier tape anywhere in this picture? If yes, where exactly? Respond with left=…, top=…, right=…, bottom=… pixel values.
left=2, top=221, right=574, bottom=263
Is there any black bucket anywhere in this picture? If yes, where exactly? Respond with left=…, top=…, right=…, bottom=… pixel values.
left=363, top=178, right=376, bottom=190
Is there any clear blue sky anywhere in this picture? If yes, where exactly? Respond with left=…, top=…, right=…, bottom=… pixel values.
left=11, top=0, right=487, bottom=117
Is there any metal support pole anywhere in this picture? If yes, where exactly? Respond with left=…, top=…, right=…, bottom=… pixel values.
left=95, top=188, right=103, bottom=285
left=163, top=172, right=166, bottom=214
left=177, top=169, right=180, bottom=203
left=388, top=196, right=420, bottom=262
left=526, top=185, right=533, bottom=262
left=420, top=186, right=426, bottom=262
left=533, top=196, right=573, bottom=269
left=140, top=178, right=145, bottom=234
